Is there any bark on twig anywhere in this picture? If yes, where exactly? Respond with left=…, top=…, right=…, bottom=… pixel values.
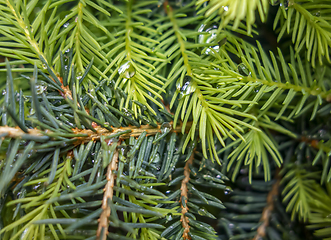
left=0, top=121, right=193, bottom=144
left=96, top=145, right=119, bottom=240
left=180, top=152, right=194, bottom=240
left=253, top=171, right=280, bottom=240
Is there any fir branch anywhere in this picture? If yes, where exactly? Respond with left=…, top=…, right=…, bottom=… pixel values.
left=164, top=2, right=257, bottom=163
left=215, top=42, right=331, bottom=120
left=102, top=0, right=166, bottom=116
left=274, top=0, right=331, bottom=67
left=0, top=0, right=55, bottom=68
left=180, top=151, right=194, bottom=240
left=219, top=175, right=303, bottom=240
left=239, top=74, right=331, bottom=102
left=1, top=1, right=331, bottom=239
left=0, top=157, right=73, bottom=239
left=196, top=0, right=269, bottom=35
left=220, top=119, right=283, bottom=183
left=280, top=164, right=324, bottom=221
left=307, top=182, right=331, bottom=239
left=97, top=143, right=119, bottom=240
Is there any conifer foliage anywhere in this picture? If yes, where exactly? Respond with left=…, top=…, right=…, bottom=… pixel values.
left=0, top=0, right=331, bottom=239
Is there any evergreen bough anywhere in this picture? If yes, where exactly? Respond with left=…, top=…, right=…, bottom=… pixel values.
left=0, top=0, right=331, bottom=239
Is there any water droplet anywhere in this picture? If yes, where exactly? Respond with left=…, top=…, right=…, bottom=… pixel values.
left=36, top=83, right=47, bottom=95
left=282, top=0, right=292, bottom=10
left=33, top=182, right=42, bottom=191
left=76, top=72, right=83, bottom=81
left=123, top=108, right=132, bottom=118
left=318, top=129, right=327, bottom=138
left=65, top=49, right=70, bottom=53
left=29, top=108, right=35, bottom=115
left=161, top=122, right=172, bottom=134
left=198, top=25, right=220, bottom=55
left=198, top=208, right=207, bottom=216
left=314, top=11, right=321, bottom=17
left=166, top=190, right=171, bottom=194
left=20, top=227, right=30, bottom=239
left=2, top=89, right=6, bottom=95
left=237, top=63, right=251, bottom=77
left=216, top=174, right=221, bottom=179
left=225, top=186, right=232, bottom=192
left=166, top=213, right=173, bottom=221
left=118, top=60, right=135, bottom=78
left=176, top=76, right=196, bottom=99
left=63, top=22, right=70, bottom=28
left=42, top=64, right=47, bottom=70
left=240, top=169, right=247, bottom=174
left=195, top=178, right=204, bottom=184
left=105, top=138, right=114, bottom=146
left=198, top=24, right=206, bottom=32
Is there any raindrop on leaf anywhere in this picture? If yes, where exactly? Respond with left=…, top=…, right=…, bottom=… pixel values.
left=123, top=108, right=132, bottom=118
left=118, top=60, right=135, bottom=78
left=76, top=72, right=83, bottom=81
left=161, top=122, right=172, bottom=134
left=237, top=63, right=251, bottom=77
left=176, top=76, right=196, bottom=99
left=29, top=108, right=35, bottom=115
left=198, top=25, right=220, bottom=54
left=166, top=213, right=173, bottom=221
left=36, top=83, right=47, bottom=95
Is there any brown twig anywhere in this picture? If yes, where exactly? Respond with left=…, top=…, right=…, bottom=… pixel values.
left=300, top=135, right=331, bottom=153
left=73, top=121, right=192, bottom=144
left=252, top=170, right=281, bottom=240
left=96, top=143, right=119, bottom=240
left=0, top=121, right=193, bottom=144
left=57, top=76, right=74, bottom=101
left=0, top=126, right=44, bottom=138
left=180, top=152, right=194, bottom=240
